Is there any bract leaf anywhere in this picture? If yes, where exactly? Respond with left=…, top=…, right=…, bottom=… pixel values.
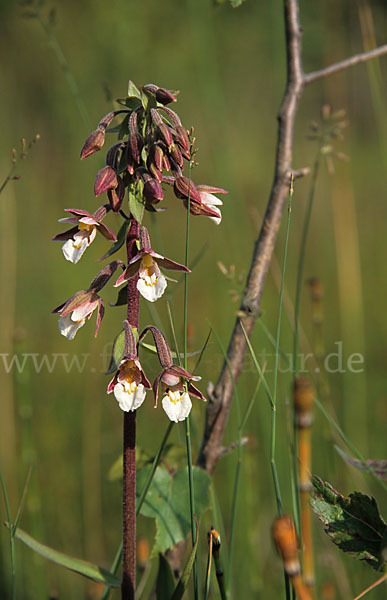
left=99, top=220, right=129, bottom=262
left=106, top=329, right=125, bottom=374
left=128, top=183, right=145, bottom=224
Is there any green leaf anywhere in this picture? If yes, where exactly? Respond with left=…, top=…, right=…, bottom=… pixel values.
left=171, top=518, right=199, bottom=600
left=335, top=446, right=387, bottom=481
left=141, top=88, right=158, bottom=112
left=118, top=113, right=130, bottom=140
left=9, top=526, right=120, bottom=587
left=99, top=220, right=129, bottom=262
left=137, top=466, right=211, bottom=555
left=311, top=476, right=387, bottom=570
left=128, top=182, right=145, bottom=224
left=106, top=329, right=125, bottom=374
left=156, top=553, right=175, bottom=600
left=110, top=286, right=128, bottom=307
left=128, top=80, right=142, bottom=100
left=230, top=0, right=247, bottom=7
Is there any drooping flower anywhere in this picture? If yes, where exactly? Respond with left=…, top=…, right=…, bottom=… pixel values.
left=53, top=206, right=117, bottom=264
left=171, top=176, right=227, bottom=224
left=107, top=321, right=151, bottom=412
left=139, top=326, right=205, bottom=422
left=52, top=289, right=104, bottom=340
left=52, top=261, right=123, bottom=339
left=114, top=227, right=189, bottom=302
left=197, top=185, right=226, bottom=225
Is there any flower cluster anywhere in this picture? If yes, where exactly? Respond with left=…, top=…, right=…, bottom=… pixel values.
left=52, top=81, right=226, bottom=422
left=81, top=81, right=227, bottom=222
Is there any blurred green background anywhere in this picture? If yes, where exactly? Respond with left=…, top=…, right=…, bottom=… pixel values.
left=1, top=0, right=387, bottom=597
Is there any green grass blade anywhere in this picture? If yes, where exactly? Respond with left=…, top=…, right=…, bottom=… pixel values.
left=8, top=526, right=120, bottom=587
left=240, top=322, right=274, bottom=409
left=0, top=472, right=16, bottom=599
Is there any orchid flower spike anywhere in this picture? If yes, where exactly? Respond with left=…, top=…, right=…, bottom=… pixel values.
left=52, top=260, right=123, bottom=339
left=114, top=226, right=190, bottom=302
left=107, top=321, right=151, bottom=412
left=139, top=326, right=205, bottom=422
left=53, top=205, right=117, bottom=264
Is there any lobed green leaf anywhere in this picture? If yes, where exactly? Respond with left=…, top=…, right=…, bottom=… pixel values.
left=311, top=476, right=387, bottom=571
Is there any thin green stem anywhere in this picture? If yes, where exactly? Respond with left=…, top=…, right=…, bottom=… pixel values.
left=211, top=328, right=242, bottom=596
left=240, top=322, right=274, bottom=409
left=166, top=300, right=182, bottom=367
left=272, top=183, right=294, bottom=600
left=293, top=154, right=320, bottom=376
left=183, top=169, right=198, bottom=600
left=292, top=153, right=319, bottom=540
left=0, top=472, right=16, bottom=600
left=0, top=165, right=16, bottom=196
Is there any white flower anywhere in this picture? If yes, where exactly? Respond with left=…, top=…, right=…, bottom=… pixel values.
left=58, top=313, right=86, bottom=340
left=57, top=295, right=101, bottom=340
left=199, top=192, right=223, bottom=225
left=137, top=255, right=167, bottom=302
left=162, top=390, right=192, bottom=422
left=114, top=381, right=146, bottom=412
left=62, top=224, right=97, bottom=264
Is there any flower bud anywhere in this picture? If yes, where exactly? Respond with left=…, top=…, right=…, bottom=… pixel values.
left=143, top=179, right=163, bottom=204
left=94, top=166, right=118, bottom=197
left=155, top=87, right=177, bottom=105
left=175, top=125, right=191, bottom=159
left=80, top=128, right=105, bottom=160
left=169, top=143, right=183, bottom=168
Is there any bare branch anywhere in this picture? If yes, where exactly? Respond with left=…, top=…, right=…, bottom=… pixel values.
left=197, top=0, right=304, bottom=474
left=197, top=0, right=387, bottom=475
left=304, top=44, right=387, bottom=85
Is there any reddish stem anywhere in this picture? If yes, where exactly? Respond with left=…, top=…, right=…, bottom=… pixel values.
left=122, top=218, right=140, bottom=600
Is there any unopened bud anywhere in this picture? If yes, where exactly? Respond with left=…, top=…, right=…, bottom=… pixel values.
left=157, top=122, right=173, bottom=149
left=155, top=87, right=177, bottom=105
left=143, top=179, right=163, bottom=203
left=169, top=143, right=183, bottom=168
left=81, top=128, right=105, bottom=159
left=94, top=166, right=118, bottom=197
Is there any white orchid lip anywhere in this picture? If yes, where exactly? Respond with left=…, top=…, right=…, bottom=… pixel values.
left=62, top=226, right=97, bottom=264
left=162, top=390, right=192, bottom=422
left=137, top=254, right=167, bottom=302
left=114, top=381, right=146, bottom=412
left=112, top=359, right=148, bottom=411
left=58, top=313, right=86, bottom=340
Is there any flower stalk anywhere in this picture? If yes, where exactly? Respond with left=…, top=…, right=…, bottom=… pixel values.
left=122, top=219, right=140, bottom=600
